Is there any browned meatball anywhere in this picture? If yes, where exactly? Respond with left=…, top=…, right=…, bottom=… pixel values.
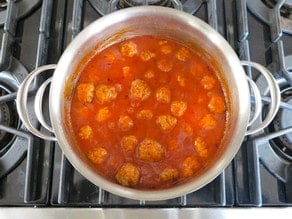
left=120, top=41, right=138, bottom=57
left=194, top=137, right=208, bottom=158
left=96, top=107, right=111, bottom=122
left=156, top=115, right=177, bottom=132
left=76, top=83, right=95, bottom=104
left=170, top=101, right=187, bottom=117
left=122, top=66, right=131, bottom=79
left=114, top=83, right=122, bottom=92
left=144, top=70, right=155, bottom=79
left=118, top=115, right=134, bottom=131
left=181, top=122, right=193, bottom=136
left=160, top=168, right=179, bottom=182
left=200, top=75, right=216, bottom=90
left=158, top=40, right=168, bottom=45
left=175, top=47, right=191, bottom=61
left=129, top=79, right=151, bottom=102
left=176, top=73, right=186, bottom=87
left=157, top=59, right=173, bottom=72
left=121, top=135, right=138, bottom=152
left=95, top=84, right=117, bottom=104
left=156, top=87, right=171, bottom=104
left=140, top=50, right=156, bottom=61
left=115, top=163, right=140, bottom=187
left=137, top=138, right=165, bottom=162
left=160, top=44, right=172, bottom=54
left=182, top=156, right=200, bottom=177
left=208, top=95, right=226, bottom=114
left=104, top=51, right=116, bottom=62
left=87, top=147, right=108, bottom=164
left=136, top=109, right=153, bottom=120
left=200, top=114, right=216, bottom=129
left=78, top=125, right=93, bottom=139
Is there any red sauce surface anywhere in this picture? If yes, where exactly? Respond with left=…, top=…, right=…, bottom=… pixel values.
left=66, top=35, right=228, bottom=189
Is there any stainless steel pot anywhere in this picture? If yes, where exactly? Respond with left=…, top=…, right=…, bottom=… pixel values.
left=16, top=6, right=280, bottom=200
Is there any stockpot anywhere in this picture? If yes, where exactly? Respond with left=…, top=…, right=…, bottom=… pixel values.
left=16, top=6, right=280, bottom=200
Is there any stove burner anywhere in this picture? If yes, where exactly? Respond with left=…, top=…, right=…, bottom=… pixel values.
left=0, top=57, right=35, bottom=179
left=253, top=55, right=292, bottom=183
left=269, top=87, right=292, bottom=159
left=0, top=86, right=18, bottom=155
left=267, top=55, right=292, bottom=160
left=88, top=0, right=182, bottom=15
left=118, top=0, right=172, bottom=8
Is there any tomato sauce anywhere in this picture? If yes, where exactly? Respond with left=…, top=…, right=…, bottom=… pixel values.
left=66, top=35, right=228, bottom=189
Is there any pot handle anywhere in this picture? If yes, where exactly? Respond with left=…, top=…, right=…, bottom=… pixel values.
left=241, top=61, right=281, bottom=136
left=16, top=62, right=280, bottom=139
left=16, top=65, right=57, bottom=141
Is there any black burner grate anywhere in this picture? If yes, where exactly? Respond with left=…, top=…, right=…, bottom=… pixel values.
left=233, top=0, right=292, bottom=206
left=0, top=0, right=55, bottom=206
left=0, top=85, right=17, bottom=153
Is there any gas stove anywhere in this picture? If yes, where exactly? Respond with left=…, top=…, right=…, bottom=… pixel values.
left=0, top=0, right=292, bottom=218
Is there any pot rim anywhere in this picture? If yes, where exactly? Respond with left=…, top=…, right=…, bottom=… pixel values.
left=49, top=6, right=250, bottom=200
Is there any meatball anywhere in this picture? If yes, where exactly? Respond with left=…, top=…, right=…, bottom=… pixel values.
left=137, top=138, right=165, bottom=162
left=182, top=156, right=200, bottom=177
left=208, top=95, right=226, bottom=114
left=120, top=41, right=138, bottom=57
left=96, top=107, right=111, bottom=122
left=107, top=121, right=116, bottom=130
left=104, top=51, right=116, bottom=62
left=156, top=87, right=171, bottom=104
left=160, top=44, right=172, bottom=54
left=156, top=115, right=177, bottom=132
left=87, top=147, right=108, bottom=164
left=181, top=122, right=193, bottom=136
left=78, top=125, right=93, bottom=139
left=127, top=107, right=135, bottom=114
left=200, top=75, right=216, bottom=90
left=158, top=40, right=168, bottom=45
left=129, top=79, right=151, bottom=102
left=114, top=83, right=122, bottom=92
left=76, top=83, right=95, bottom=104
left=95, top=84, right=117, bottom=104
left=194, top=137, right=208, bottom=158
left=171, top=101, right=187, bottom=117
left=200, top=114, right=216, bottom=129
left=140, top=50, right=156, bottom=61
left=118, top=115, right=134, bottom=131
left=175, top=47, right=191, bottom=61
left=157, top=59, right=173, bottom=72
left=121, top=135, right=138, bottom=152
left=122, top=66, right=131, bottom=79
left=176, top=73, right=186, bottom=87
left=144, top=70, right=155, bottom=79
left=115, top=163, right=140, bottom=187
left=160, top=168, right=179, bottom=182
left=136, top=109, right=153, bottom=120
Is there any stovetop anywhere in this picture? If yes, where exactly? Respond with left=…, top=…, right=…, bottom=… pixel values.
left=0, top=0, right=292, bottom=211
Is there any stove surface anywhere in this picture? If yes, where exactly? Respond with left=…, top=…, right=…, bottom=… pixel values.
left=0, top=0, right=292, bottom=212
